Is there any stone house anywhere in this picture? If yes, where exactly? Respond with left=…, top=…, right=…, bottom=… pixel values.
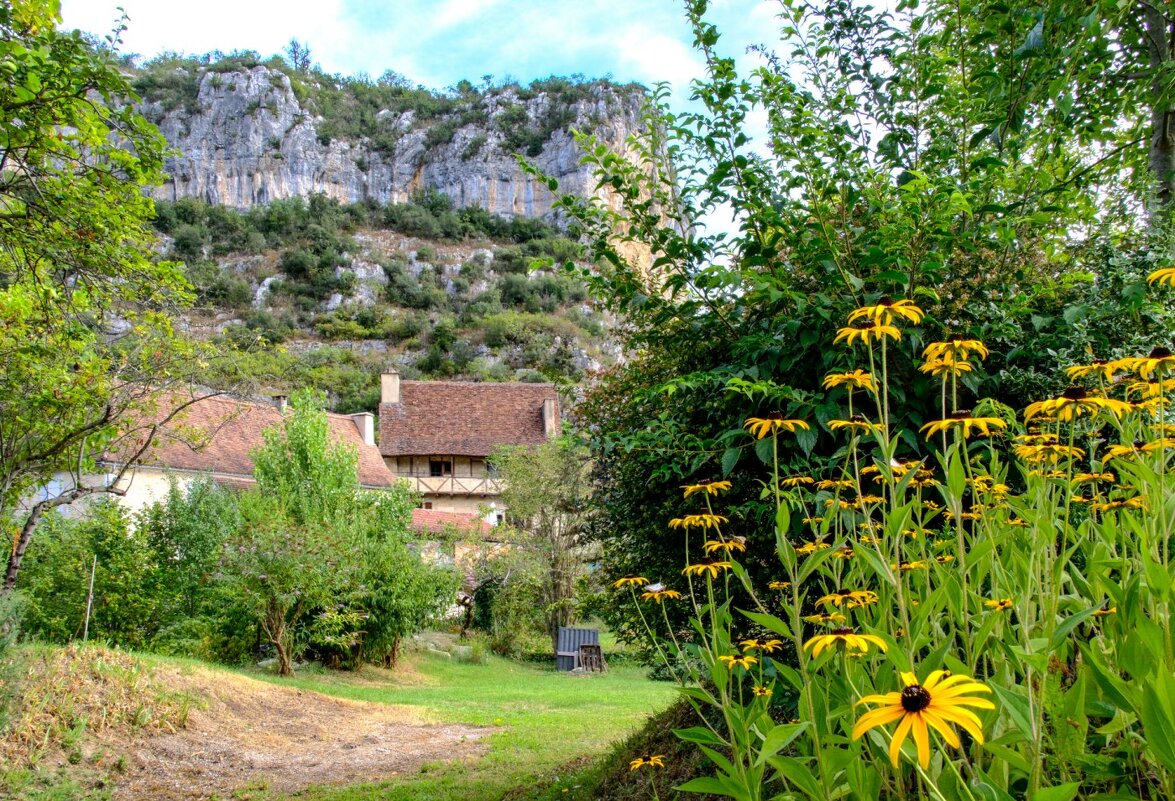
left=377, top=371, right=561, bottom=517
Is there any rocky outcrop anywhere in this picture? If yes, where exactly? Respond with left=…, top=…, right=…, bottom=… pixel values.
left=143, top=66, right=645, bottom=219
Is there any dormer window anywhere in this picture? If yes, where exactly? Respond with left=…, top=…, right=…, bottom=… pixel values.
left=430, top=459, right=452, bottom=477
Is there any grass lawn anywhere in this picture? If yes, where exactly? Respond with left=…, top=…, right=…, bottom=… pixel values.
left=232, top=650, right=674, bottom=800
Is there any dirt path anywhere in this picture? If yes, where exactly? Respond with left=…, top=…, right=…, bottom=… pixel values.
left=113, top=666, right=495, bottom=800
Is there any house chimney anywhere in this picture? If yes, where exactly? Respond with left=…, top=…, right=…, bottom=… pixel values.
left=351, top=412, right=375, bottom=446
left=541, top=397, right=559, bottom=438
left=273, top=394, right=288, bottom=413
left=381, top=371, right=401, bottom=404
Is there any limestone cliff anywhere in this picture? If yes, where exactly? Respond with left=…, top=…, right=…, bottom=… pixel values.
left=138, top=65, right=645, bottom=219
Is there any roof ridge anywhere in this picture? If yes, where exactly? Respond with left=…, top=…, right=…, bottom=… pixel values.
left=398, top=379, right=557, bottom=389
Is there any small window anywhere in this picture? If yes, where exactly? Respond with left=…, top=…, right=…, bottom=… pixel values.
left=429, top=460, right=452, bottom=477
left=423, top=502, right=433, bottom=510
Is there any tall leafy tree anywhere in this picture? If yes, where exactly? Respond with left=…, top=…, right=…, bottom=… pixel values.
left=0, top=0, right=211, bottom=590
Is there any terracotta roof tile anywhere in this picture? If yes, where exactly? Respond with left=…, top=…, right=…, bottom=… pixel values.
left=105, top=394, right=395, bottom=488
left=379, top=381, right=558, bottom=457
left=410, top=508, right=493, bottom=537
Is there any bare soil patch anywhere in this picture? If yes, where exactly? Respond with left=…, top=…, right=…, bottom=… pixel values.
left=113, top=664, right=494, bottom=800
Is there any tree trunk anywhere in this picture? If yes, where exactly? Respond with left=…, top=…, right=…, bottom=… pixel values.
left=1144, top=4, right=1175, bottom=213
left=263, top=602, right=293, bottom=676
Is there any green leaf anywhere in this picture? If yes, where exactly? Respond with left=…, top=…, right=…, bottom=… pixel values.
left=1031, top=783, right=1081, bottom=801
left=756, top=722, right=809, bottom=766
left=675, top=726, right=727, bottom=746
left=721, top=447, right=741, bottom=476
left=740, top=608, right=794, bottom=639
left=766, top=755, right=823, bottom=799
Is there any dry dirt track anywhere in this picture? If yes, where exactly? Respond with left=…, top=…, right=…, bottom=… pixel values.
left=113, top=666, right=495, bottom=800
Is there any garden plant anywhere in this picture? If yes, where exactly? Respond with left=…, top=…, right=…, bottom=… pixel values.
left=619, top=280, right=1175, bottom=800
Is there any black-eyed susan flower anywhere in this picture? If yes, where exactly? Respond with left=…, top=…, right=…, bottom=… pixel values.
left=704, top=537, right=747, bottom=555
left=1073, top=472, right=1115, bottom=486
left=768, top=580, right=792, bottom=591
left=668, top=514, right=728, bottom=530
left=682, top=560, right=732, bottom=579
left=1121, top=346, right=1175, bottom=379
left=1024, top=386, right=1132, bottom=422
left=1092, top=602, right=1117, bottom=616
left=640, top=583, right=683, bottom=603
left=1065, top=359, right=1119, bottom=382
left=985, top=598, right=1013, bottom=611
left=1093, top=497, right=1147, bottom=512
left=803, top=627, right=887, bottom=658
left=816, top=479, right=855, bottom=491
left=835, top=322, right=901, bottom=347
left=803, top=612, right=847, bottom=623
left=630, top=755, right=666, bottom=770
left=1147, top=266, right=1175, bottom=286
left=920, top=410, right=1008, bottom=439
left=823, top=369, right=878, bottom=392
left=919, top=357, right=973, bottom=378
left=744, top=414, right=811, bottom=439
left=752, top=685, right=773, bottom=697
left=613, top=575, right=649, bottom=589
left=796, top=541, right=831, bottom=555
left=834, top=546, right=855, bottom=559
left=829, top=416, right=884, bottom=435
left=681, top=479, right=732, bottom=498
left=893, top=560, right=929, bottom=571
left=802, top=516, right=824, bottom=525
left=781, top=475, right=815, bottom=488
left=848, top=297, right=925, bottom=326
left=740, top=638, right=783, bottom=654
left=817, top=589, right=879, bottom=607
left=924, top=338, right=989, bottom=362
left=852, top=670, right=994, bottom=768
left=935, top=555, right=956, bottom=564
left=1014, top=441, right=1085, bottom=464
left=718, top=654, right=758, bottom=670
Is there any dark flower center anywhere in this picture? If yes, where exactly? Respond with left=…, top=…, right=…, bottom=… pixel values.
left=1149, top=346, right=1173, bottom=359
left=859, top=321, right=877, bottom=329
left=851, top=414, right=868, bottom=422
left=949, top=409, right=973, bottom=419
left=1134, top=440, right=1147, bottom=450
left=1060, top=386, right=1088, bottom=400
left=877, top=296, right=894, bottom=306
left=900, top=684, right=932, bottom=713
left=837, top=589, right=853, bottom=596
left=1092, top=359, right=1107, bottom=365
left=831, top=626, right=854, bottom=635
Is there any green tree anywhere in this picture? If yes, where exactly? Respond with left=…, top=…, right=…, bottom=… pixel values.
left=0, top=0, right=213, bottom=591
left=491, top=437, right=594, bottom=653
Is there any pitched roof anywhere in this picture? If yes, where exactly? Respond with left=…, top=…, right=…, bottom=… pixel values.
left=410, top=508, right=493, bottom=537
left=379, top=380, right=558, bottom=457
left=105, top=393, right=395, bottom=488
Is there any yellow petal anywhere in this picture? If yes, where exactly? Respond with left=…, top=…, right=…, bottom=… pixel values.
left=855, top=692, right=901, bottom=708
left=852, top=705, right=905, bottom=740
left=889, top=714, right=914, bottom=768
left=911, top=714, right=931, bottom=769
left=921, top=708, right=961, bottom=748
left=933, top=705, right=985, bottom=744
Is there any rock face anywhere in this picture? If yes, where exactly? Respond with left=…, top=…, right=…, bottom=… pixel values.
left=143, top=66, right=645, bottom=219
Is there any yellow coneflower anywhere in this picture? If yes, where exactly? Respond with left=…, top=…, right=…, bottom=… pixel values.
left=802, top=516, right=825, bottom=524
left=740, top=638, right=783, bottom=654
left=796, top=541, right=831, bottom=555
left=858, top=535, right=882, bottom=545
left=852, top=670, right=994, bottom=768
left=768, top=580, right=792, bottom=591
left=893, top=560, right=929, bottom=571
left=857, top=494, right=886, bottom=505
left=823, top=369, right=878, bottom=392
left=985, top=598, right=1013, bottom=611
left=781, top=475, right=815, bottom=487
left=829, top=416, right=884, bottom=436
left=935, top=555, right=955, bottom=564
left=630, top=755, right=666, bottom=770
left=1073, top=472, right=1115, bottom=485
left=703, top=537, right=747, bottom=555
left=718, top=654, right=758, bottom=670
left=1125, top=378, right=1175, bottom=400
left=803, top=612, right=848, bottom=623
left=752, top=685, right=773, bottom=697
left=817, top=589, right=879, bottom=607
left=682, top=560, right=732, bottom=579
left=681, top=479, right=732, bottom=498
left=668, top=513, right=728, bottom=530
left=803, top=627, right=888, bottom=658
left=920, top=410, right=1008, bottom=439
left=1024, top=386, right=1132, bottom=422
left=835, top=322, right=902, bottom=347
left=919, top=357, right=973, bottom=378
left=1120, top=346, right=1175, bottom=379
left=744, top=414, right=810, bottom=439
left=613, top=575, right=649, bottom=589
left=833, top=546, right=855, bottom=559
left=1092, top=602, right=1117, bottom=617
left=1014, top=442, right=1085, bottom=464
left=1093, top=497, right=1147, bottom=512
left=1065, top=360, right=1119, bottom=383
left=848, top=297, right=925, bottom=326
left=816, top=479, right=856, bottom=491
left=924, top=338, right=988, bottom=362
left=640, top=583, right=683, bottom=603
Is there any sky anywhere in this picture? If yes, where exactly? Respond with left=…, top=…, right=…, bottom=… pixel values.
left=60, top=0, right=782, bottom=101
